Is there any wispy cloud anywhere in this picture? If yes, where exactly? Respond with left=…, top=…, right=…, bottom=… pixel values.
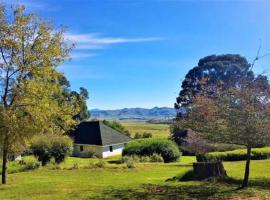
left=65, top=33, right=163, bottom=50
left=71, top=52, right=97, bottom=60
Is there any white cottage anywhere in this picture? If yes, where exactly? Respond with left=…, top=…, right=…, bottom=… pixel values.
left=71, top=121, right=132, bottom=158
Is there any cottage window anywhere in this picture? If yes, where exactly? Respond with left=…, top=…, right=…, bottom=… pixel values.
left=109, top=146, right=113, bottom=152
left=80, top=145, right=84, bottom=152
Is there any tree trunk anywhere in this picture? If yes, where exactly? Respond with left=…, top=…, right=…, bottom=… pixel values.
left=193, top=161, right=227, bottom=180
left=1, top=146, right=8, bottom=184
left=241, top=146, right=251, bottom=188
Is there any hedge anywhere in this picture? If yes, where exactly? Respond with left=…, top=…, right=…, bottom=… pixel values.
left=122, top=138, right=180, bottom=163
left=197, top=147, right=270, bottom=162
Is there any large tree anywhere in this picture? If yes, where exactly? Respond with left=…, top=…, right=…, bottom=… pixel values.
left=175, top=54, right=250, bottom=113
left=0, top=5, right=78, bottom=184
left=172, top=54, right=252, bottom=150
left=178, top=72, right=270, bottom=188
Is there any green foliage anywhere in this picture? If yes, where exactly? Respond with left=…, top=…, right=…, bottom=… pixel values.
left=149, top=153, right=164, bottom=162
left=51, top=136, right=73, bottom=164
left=70, top=87, right=90, bottom=122
left=123, top=138, right=180, bottom=162
left=31, top=135, right=73, bottom=165
left=0, top=4, right=78, bottom=183
left=197, top=147, right=270, bottom=162
left=103, top=120, right=131, bottom=136
left=31, top=136, right=52, bottom=166
left=134, top=132, right=152, bottom=139
left=175, top=54, right=250, bottom=110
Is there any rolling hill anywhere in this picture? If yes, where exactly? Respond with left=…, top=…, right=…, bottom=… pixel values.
left=90, top=107, right=176, bottom=121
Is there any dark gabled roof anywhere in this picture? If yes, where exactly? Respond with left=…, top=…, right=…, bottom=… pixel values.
left=72, top=121, right=132, bottom=146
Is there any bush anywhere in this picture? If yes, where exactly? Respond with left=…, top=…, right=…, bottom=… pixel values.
left=51, top=136, right=73, bottom=164
left=149, top=153, right=164, bottom=162
left=31, top=135, right=73, bottom=165
left=142, top=132, right=152, bottom=138
left=123, top=138, right=180, bottom=163
left=134, top=132, right=152, bottom=139
left=134, top=133, right=142, bottom=139
left=22, top=157, right=41, bottom=170
left=197, top=147, right=270, bottom=162
left=31, top=135, right=52, bottom=166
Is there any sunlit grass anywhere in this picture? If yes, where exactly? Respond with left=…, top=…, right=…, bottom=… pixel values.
left=0, top=156, right=270, bottom=199
left=121, top=122, right=170, bottom=138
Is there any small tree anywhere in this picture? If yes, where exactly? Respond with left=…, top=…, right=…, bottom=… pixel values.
left=178, top=74, right=270, bottom=188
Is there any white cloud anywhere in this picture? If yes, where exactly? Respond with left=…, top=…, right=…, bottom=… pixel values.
left=71, top=52, right=97, bottom=59
left=65, top=33, right=163, bottom=50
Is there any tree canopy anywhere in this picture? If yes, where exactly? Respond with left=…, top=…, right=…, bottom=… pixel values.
left=0, top=5, right=78, bottom=184
left=175, top=54, right=250, bottom=113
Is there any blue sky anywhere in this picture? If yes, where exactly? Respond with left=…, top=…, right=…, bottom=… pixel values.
left=4, top=0, right=270, bottom=109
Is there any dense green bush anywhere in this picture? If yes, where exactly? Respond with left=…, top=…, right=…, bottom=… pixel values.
left=31, top=135, right=73, bottom=165
left=123, top=138, right=180, bottom=162
left=149, top=153, right=164, bottom=162
left=51, top=136, right=73, bottom=164
left=31, top=135, right=52, bottom=166
left=197, top=147, right=270, bottom=162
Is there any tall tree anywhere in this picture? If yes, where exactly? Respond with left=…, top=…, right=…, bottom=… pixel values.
left=57, top=74, right=90, bottom=123
left=0, top=5, right=77, bottom=184
left=178, top=73, right=270, bottom=188
left=175, top=54, right=250, bottom=113
left=172, top=54, right=251, bottom=149
left=71, top=87, right=90, bottom=122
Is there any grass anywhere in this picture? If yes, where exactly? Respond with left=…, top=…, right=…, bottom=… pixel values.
left=0, top=156, right=270, bottom=199
left=121, top=122, right=170, bottom=138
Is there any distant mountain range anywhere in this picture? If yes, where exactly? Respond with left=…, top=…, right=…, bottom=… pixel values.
left=90, top=107, right=177, bottom=122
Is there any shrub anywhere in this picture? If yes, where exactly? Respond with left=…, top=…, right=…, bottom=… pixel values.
left=123, top=138, right=180, bottom=162
left=142, top=132, right=152, bottom=138
left=149, top=153, right=164, bottom=162
left=31, top=135, right=73, bottom=165
left=22, top=157, right=41, bottom=170
left=31, top=135, right=52, bottom=166
left=134, top=133, right=142, bottom=139
left=197, top=147, right=270, bottom=162
left=51, top=136, right=73, bottom=164
left=139, top=156, right=150, bottom=162
left=134, top=132, right=152, bottom=139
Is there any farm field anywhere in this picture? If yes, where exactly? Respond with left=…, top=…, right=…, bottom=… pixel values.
left=0, top=156, right=270, bottom=200
left=121, top=122, right=170, bottom=138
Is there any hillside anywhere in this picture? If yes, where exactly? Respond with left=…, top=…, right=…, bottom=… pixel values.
left=90, top=107, right=176, bottom=121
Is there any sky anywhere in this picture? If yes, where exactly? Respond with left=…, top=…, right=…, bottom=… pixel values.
left=4, top=0, right=270, bottom=109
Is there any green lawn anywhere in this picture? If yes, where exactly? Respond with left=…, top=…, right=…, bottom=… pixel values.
left=121, top=122, right=170, bottom=138
left=0, top=156, right=270, bottom=200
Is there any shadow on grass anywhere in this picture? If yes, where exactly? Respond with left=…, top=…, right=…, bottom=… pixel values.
left=86, top=171, right=270, bottom=200
left=168, top=170, right=270, bottom=189
left=87, top=183, right=242, bottom=200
